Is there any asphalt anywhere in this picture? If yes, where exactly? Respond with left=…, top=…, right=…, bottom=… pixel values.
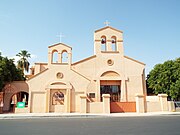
left=0, top=111, right=180, bottom=119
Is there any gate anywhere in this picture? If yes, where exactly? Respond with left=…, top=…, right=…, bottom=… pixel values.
left=110, top=102, right=136, bottom=113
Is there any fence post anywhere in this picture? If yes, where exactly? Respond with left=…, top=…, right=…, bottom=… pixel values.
left=102, top=94, right=110, bottom=114
left=135, top=94, right=145, bottom=113
left=158, top=94, right=168, bottom=112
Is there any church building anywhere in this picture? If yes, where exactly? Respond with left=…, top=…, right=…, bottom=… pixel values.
left=26, top=25, right=146, bottom=113
left=3, top=25, right=151, bottom=114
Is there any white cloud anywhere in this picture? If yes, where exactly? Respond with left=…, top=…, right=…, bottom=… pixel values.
left=31, top=54, right=37, bottom=59
left=0, top=50, right=4, bottom=56
left=29, top=54, right=38, bottom=66
left=10, top=56, right=19, bottom=65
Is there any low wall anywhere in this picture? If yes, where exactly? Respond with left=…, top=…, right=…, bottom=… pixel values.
left=87, top=102, right=103, bottom=113
left=146, top=96, right=161, bottom=112
left=145, top=94, right=172, bottom=112
left=15, top=107, right=30, bottom=113
left=146, top=96, right=159, bottom=102
left=146, top=101, right=161, bottom=112
left=80, top=94, right=110, bottom=114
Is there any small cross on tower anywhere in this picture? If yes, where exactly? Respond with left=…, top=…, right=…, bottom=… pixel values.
left=104, top=20, right=110, bottom=26
left=57, top=33, right=65, bottom=43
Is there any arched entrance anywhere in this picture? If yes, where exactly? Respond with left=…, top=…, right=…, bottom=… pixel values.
left=9, top=92, right=29, bottom=113
left=99, top=71, right=136, bottom=113
left=2, top=82, right=29, bottom=113
left=100, top=71, right=121, bottom=102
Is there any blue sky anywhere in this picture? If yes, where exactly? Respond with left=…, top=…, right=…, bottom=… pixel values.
left=0, top=0, right=180, bottom=75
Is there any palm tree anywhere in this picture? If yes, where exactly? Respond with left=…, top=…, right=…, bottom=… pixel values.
left=16, top=50, right=31, bottom=73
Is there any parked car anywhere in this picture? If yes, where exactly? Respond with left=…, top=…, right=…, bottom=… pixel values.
left=174, top=101, right=180, bottom=107
left=174, top=101, right=180, bottom=112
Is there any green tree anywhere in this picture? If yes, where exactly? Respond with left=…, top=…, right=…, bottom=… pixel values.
left=16, top=50, right=31, bottom=73
left=0, top=53, right=25, bottom=91
left=147, top=57, right=180, bottom=100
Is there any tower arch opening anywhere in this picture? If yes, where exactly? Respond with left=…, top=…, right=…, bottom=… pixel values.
left=101, top=36, right=106, bottom=51
left=111, top=36, right=117, bottom=51
left=52, top=50, right=58, bottom=63
left=61, top=50, right=68, bottom=63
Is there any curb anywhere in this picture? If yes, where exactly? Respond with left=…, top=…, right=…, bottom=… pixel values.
left=0, top=112, right=180, bottom=120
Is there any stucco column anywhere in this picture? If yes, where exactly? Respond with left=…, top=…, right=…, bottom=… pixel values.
left=28, top=91, right=32, bottom=113
left=106, top=41, right=112, bottom=51
left=96, top=80, right=101, bottom=102
left=66, top=88, right=71, bottom=113
left=58, top=53, right=62, bottom=63
left=168, top=101, right=175, bottom=112
left=68, top=53, right=72, bottom=64
left=135, top=94, right=145, bottom=113
left=102, top=94, right=110, bottom=114
left=158, top=94, right=168, bottom=112
left=80, top=94, right=87, bottom=113
left=121, top=79, right=127, bottom=102
left=48, top=52, right=52, bottom=64
left=46, top=88, right=50, bottom=113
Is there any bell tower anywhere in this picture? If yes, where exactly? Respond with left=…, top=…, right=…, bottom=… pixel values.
left=48, top=43, right=72, bottom=66
left=94, top=25, right=124, bottom=56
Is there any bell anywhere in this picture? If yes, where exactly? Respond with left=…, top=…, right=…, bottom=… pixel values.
left=101, top=39, right=106, bottom=44
left=112, top=40, right=116, bottom=43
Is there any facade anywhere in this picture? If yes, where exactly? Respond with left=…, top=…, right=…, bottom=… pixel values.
left=26, top=26, right=146, bottom=113
left=5, top=26, right=171, bottom=114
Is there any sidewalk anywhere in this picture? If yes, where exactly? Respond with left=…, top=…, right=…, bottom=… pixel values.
left=0, top=112, right=180, bottom=119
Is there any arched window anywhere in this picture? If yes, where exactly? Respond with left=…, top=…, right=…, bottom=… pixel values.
left=111, top=36, right=117, bottom=51
left=62, top=50, right=68, bottom=63
left=52, top=50, right=58, bottom=63
left=101, top=36, right=106, bottom=51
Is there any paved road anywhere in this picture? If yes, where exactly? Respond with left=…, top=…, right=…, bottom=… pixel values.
left=0, top=116, right=180, bottom=135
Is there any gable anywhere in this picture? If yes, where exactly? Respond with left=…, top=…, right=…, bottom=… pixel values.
left=48, top=43, right=72, bottom=49
left=95, top=26, right=123, bottom=33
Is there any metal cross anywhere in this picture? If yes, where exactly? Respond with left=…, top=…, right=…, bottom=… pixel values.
left=104, top=20, right=110, bottom=26
left=57, top=33, right=65, bottom=43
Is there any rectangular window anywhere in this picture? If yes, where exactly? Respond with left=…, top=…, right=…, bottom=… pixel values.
left=89, top=93, right=95, bottom=98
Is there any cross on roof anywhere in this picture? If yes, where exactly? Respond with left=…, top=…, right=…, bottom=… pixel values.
left=57, top=33, right=65, bottom=43
left=104, top=20, right=110, bottom=26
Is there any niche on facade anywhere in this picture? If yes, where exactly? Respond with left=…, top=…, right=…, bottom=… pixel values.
left=52, top=91, right=64, bottom=105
